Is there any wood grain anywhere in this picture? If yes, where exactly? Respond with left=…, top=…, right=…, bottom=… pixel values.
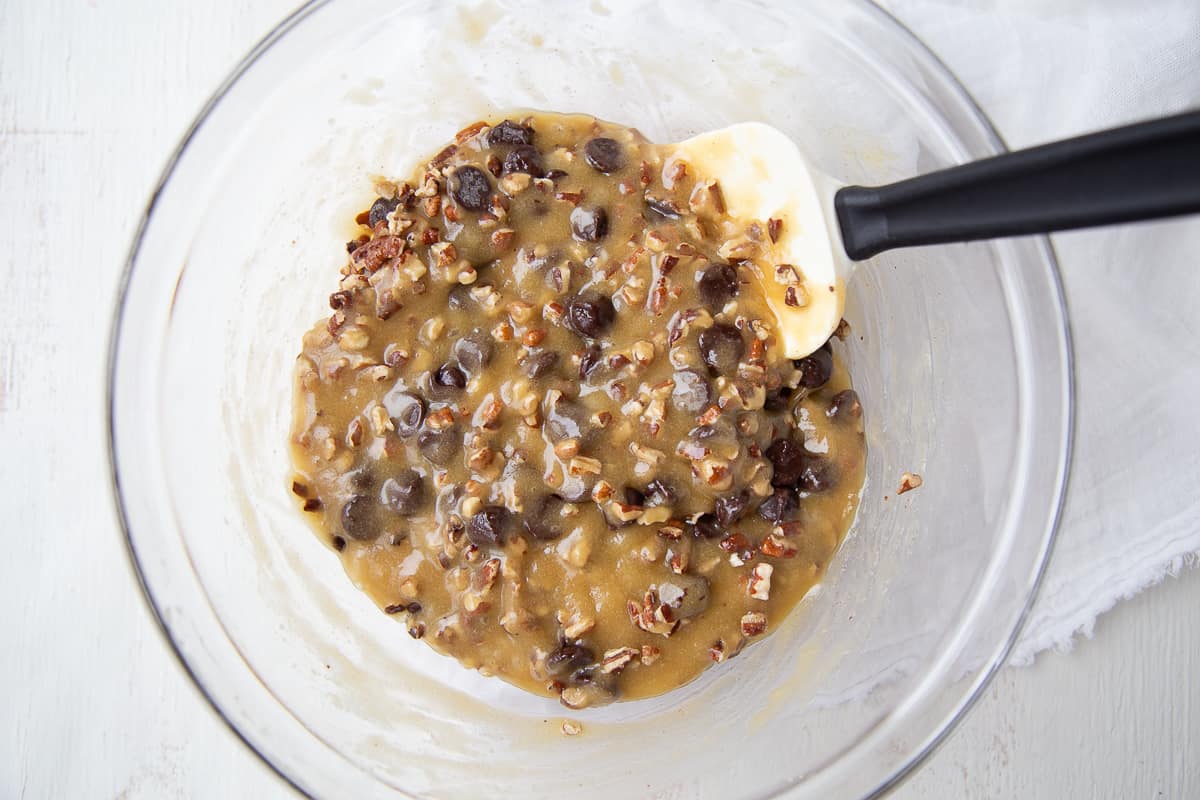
left=1, top=1, right=1196, bottom=798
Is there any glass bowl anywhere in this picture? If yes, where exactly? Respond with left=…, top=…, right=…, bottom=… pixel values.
left=108, top=1, right=1073, bottom=797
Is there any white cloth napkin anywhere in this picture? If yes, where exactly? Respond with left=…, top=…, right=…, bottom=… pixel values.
left=882, top=0, right=1200, bottom=663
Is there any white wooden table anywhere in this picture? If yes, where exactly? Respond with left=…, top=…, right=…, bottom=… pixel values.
left=1, top=1, right=1196, bottom=797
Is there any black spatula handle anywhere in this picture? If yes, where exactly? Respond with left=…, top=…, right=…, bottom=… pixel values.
left=834, top=110, right=1200, bottom=261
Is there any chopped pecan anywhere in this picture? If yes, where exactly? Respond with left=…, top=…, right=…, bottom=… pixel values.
left=491, top=227, right=516, bottom=251
left=748, top=563, right=774, bottom=601
left=760, top=532, right=798, bottom=559
left=425, top=407, right=455, bottom=431
left=350, top=235, right=403, bottom=273
left=600, top=646, right=640, bottom=674
left=430, top=143, right=458, bottom=166
left=657, top=523, right=685, bottom=541
left=628, top=590, right=677, bottom=637
left=740, top=611, right=767, bottom=637
left=768, top=217, right=783, bottom=243
left=898, top=472, right=924, bottom=494
left=455, top=120, right=488, bottom=142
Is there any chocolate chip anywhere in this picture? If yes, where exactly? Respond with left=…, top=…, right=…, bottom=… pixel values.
left=584, top=137, right=625, bottom=173
left=386, top=391, right=425, bottom=437
left=332, top=535, right=346, bottom=551
left=547, top=643, right=595, bottom=676
left=714, top=491, right=750, bottom=527
left=644, top=479, right=677, bottom=507
left=349, top=467, right=375, bottom=491
left=795, top=346, right=833, bottom=389
left=766, top=438, right=807, bottom=487
left=545, top=168, right=568, bottom=181
left=579, top=344, right=605, bottom=380
left=417, top=426, right=459, bottom=466
left=329, top=290, right=353, bottom=310
left=447, top=284, right=475, bottom=311
left=544, top=397, right=590, bottom=442
left=670, top=368, right=714, bottom=413
left=521, top=350, right=559, bottom=378
left=698, top=324, right=745, bottom=375
left=758, top=488, right=798, bottom=523
left=503, top=144, right=544, bottom=177
left=664, top=574, right=710, bottom=619
left=764, top=386, right=793, bottom=412
left=766, top=439, right=835, bottom=492
left=454, top=332, right=493, bottom=374
left=340, top=495, right=376, bottom=541
left=798, top=456, right=837, bottom=492
left=827, top=389, right=862, bottom=422
left=623, top=486, right=646, bottom=507
left=697, top=264, right=738, bottom=310
left=691, top=513, right=724, bottom=539
left=381, top=469, right=424, bottom=514
left=644, top=195, right=681, bottom=220
left=368, top=196, right=400, bottom=228
left=451, top=166, right=491, bottom=210
left=433, top=362, right=467, bottom=391
left=565, top=292, right=615, bottom=339
left=467, top=506, right=509, bottom=546
left=557, top=475, right=595, bottom=504
left=523, top=494, right=570, bottom=541
left=488, top=119, right=534, bottom=146
left=570, top=206, right=608, bottom=242
left=383, top=345, right=409, bottom=369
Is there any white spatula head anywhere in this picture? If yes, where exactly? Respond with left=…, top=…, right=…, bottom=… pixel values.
left=670, top=122, right=846, bottom=359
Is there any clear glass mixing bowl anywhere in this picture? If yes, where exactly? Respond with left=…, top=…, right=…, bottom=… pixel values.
left=108, top=1, right=1073, bottom=797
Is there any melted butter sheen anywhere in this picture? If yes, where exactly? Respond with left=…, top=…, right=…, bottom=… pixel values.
left=289, top=111, right=866, bottom=708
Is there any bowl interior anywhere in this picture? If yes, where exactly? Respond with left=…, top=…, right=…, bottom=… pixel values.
left=110, top=1, right=1070, bottom=797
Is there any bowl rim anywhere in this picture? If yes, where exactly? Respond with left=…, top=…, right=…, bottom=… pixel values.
left=105, top=1, right=1075, bottom=797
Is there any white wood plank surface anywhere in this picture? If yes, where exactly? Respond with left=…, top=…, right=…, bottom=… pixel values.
left=1, top=1, right=1196, bottom=798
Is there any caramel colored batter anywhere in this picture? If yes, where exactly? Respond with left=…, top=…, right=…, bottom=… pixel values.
left=289, top=112, right=865, bottom=707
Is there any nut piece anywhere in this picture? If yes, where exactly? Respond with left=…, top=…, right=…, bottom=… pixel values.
left=430, top=241, right=457, bottom=267
left=897, top=472, right=924, bottom=494
left=741, top=611, right=768, bottom=637
left=657, top=523, right=685, bottom=541
left=557, top=527, right=594, bottom=569
left=748, top=562, right=774, bottom=601
left=608, top=502, right=643, bottom=523
left=554, top=438, right=581, bottom=459
left=369, top=405, right=394, bottom=437
left=425, top=407, right=456, bottom=431
left=491, top=228, right=516, bottom=251
left=628, top=590, right=678, bottom=637
left=338, top=326, right=369, bottom=351
left=568, top=456, right=602, bottom=476
left=500, top=173, right=532, bottom=195
left=630, top=340, right=654, bottom=365
left=508, top=301, right=535, bottom=325
left=561, top=719, right=583, bottom=737
left=760, top=532, right=798, bottom=559
left=600, top=646, right=640, bottom=674
left=717, top=235, right=760, bottom=262
left=475, top=395, right=504, bottom=429
left=590, top=480, right=615, bottom=503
